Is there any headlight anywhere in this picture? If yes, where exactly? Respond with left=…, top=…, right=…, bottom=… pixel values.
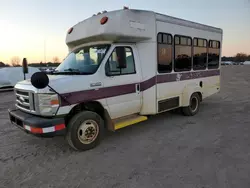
left=37, top=93, right=60, bottom=116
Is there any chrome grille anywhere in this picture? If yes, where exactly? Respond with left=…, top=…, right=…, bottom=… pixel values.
left=15, top=89, right=36, bottom=113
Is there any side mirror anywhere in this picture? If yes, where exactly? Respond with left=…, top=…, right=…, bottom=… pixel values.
left=31, top=72, right=49, bottom=89
left=116, top=47, right=127, bottom=69
left=22, top=58, right=28, bottom=74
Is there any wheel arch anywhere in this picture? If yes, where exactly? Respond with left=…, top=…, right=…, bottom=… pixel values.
left=65, top=101, right=114, bottom=131
left=181, top=85, right=203, bottom=107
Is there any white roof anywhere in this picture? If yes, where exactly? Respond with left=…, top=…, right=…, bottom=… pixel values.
left=0, top=67, right=40, bottom=89
left=66, top=9, right=222, bottom=49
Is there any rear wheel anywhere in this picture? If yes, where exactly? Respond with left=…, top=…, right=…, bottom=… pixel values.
left=182, top=93, right=200, bottom=116
left=66, top=111, right=104, bottom=151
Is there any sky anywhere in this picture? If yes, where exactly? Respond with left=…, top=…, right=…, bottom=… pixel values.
left=0, top=0, right=250, bottom=64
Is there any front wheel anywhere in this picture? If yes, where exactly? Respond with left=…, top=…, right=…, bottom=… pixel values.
left=66, top=111, right=104, bottom=151
left=181, top=93, right=201, bottom=116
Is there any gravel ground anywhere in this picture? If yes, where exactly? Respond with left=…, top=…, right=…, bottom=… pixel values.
left=1, top=66, right=250, bottom=188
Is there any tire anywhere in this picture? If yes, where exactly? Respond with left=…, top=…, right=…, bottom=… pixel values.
left=182, top=93, right=200, bottom=116
left=66, top=111, right=104, bottom=151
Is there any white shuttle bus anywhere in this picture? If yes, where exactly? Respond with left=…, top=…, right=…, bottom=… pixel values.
left=8, top=8, right=222, bottom=151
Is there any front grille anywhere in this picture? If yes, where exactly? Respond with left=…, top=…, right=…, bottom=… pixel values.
left=15, top=89, right=36, bottom=113
left=16, top=90, right=29, bottom=96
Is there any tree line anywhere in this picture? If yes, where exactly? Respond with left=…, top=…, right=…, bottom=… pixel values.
left=222, top=53, right=250, bottom=62
left=0, top=56, right=61, bottom=67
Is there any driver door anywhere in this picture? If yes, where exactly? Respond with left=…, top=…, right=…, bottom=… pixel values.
left=103, top=45, right=142, bottom=119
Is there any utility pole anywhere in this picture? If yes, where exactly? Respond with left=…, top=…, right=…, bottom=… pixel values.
left=44, top=39, right=46, bottom=64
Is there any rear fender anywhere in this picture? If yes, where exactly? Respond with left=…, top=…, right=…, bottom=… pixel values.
left=181, top=84, right=202, bottom=107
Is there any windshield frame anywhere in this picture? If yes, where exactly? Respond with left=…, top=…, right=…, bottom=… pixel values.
left=54, top=44, right=111, bottom=75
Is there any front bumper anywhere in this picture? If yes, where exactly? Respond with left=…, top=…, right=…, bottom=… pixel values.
left=8, top=108, right=66, bottom=137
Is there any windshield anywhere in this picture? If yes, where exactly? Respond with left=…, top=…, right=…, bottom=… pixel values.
left=55, top=44, right=110, bottom=74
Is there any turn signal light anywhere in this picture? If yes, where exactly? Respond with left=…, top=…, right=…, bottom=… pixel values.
left=50, top=99, right=59, bottom=105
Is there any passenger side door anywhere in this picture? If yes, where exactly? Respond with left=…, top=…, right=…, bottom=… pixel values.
left=103, top=45, right=142, bottom=119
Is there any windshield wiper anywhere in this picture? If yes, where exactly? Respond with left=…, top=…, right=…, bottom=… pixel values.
left=64, top=68, right=81, bottom=72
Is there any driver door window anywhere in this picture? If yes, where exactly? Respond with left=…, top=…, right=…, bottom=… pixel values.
left=106, top=47, right=136, bottom=76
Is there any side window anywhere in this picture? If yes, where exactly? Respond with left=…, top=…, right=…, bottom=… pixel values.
left=208, top=40, right=220, bottom=69
left=157, top=33, right=173, bottom=73
left=106, top=47, right=136, bottom=76
left=174, top=35, right=192, bottom=72
left=193, top=38, right=207, bottom=70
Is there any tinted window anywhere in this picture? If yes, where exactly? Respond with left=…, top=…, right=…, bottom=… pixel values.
left=181, top=37, right=187, bottom=45
left=106, top=47, right=136, bottom=75
left=157, top=33, right=173, bottom=73
left=193, top=38, right=207, bottom=70
left=174, top=35, right=192, bottom=72
left=175, top=36, right=180, bottom=45
left=208, top=40, right=220, bottom=69
left=194, top=38, right=198, bottom=46
left=163, top=34, right=168, bottom=44
left=157, top=33, right=163, bottom=43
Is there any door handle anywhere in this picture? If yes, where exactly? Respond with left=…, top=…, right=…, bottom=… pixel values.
left=90, top=82, right=102, bottom=87
left=136, top=84, right=140, bottom=92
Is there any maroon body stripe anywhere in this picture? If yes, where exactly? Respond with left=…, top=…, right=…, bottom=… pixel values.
left=140, top=77, right=156, bottom=91
left=157, top=69, right=220, bottom=84
left=60, top=69, right=220, bottom=106
left=61, top=83, right=136, bottom=105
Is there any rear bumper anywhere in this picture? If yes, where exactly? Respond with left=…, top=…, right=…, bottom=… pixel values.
left=8, top=108, right=66, bottom=137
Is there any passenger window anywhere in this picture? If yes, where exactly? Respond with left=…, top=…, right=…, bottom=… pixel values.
left=174, top=35, right=192, bottom=72
left=193, top=38, right=207, bottom=70
left=157, top=33, right=173, bottom=73
left=106, top=47, right=136, bottom=76
left=175, top=36, right=180, bottom=45
left=208, top=40, right=220, bottom=69
left=157, top=33, right=163, bottom=43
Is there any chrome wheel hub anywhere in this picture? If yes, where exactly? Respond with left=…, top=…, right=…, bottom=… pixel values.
left=78, top=120, right=99, bottom=144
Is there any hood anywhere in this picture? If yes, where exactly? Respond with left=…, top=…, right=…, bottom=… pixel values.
left=19, top=75, right=68, bottom=84
left=16, top=74, right=101, bottom=94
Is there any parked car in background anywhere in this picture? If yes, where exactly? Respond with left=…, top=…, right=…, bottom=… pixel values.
left=221, top=61, right=232, bottom=65
left=0, top=67, right=40, bottom=90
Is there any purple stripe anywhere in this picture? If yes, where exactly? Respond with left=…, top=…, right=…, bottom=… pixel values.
left=157, top=69, right=220, bottom=84
left=60, top=69, right=220, bottom=106
left=61, top=83, right=135, bottom=106
left=140, top=77, right=156, bottom=91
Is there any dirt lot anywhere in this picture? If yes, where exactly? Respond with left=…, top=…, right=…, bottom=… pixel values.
left=1, top=66, right=250, bottom=188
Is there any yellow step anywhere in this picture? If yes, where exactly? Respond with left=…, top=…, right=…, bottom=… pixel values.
left=114, top=114, right=148, bottom=130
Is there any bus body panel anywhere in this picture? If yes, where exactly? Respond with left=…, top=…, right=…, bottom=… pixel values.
left=10, top=8, right=223, bottom=134
left=155, top=20, right=221, bottom=112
